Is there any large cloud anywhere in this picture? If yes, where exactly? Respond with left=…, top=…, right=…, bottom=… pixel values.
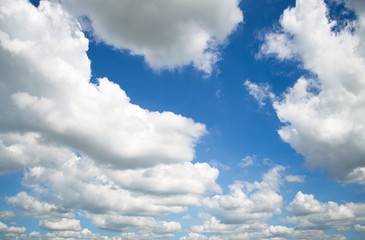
left=0, top=0, right=206, bottom=170
left=60, top=0, right=243, bottom=74
left=0, top=0, right=220, bottom=238
left=260, top=0, right=365, bottom=183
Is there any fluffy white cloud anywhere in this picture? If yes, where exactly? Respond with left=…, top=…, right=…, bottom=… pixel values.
left=22, top=155, right=219, bottom=217
left=202, top=166, right=284, bottom=224
left=0, top=221, right=25, bottom=234
left=0, top=2, right=222, bottom=238
left=60, top=0, right=243, bottom=74
left=107, top=162, right=221, bottom=195
left=89, top=214, right=181, bottom=236
left=6, top=191, right=73, bottom=219
left=39, top=218, right=81, bottom=231
left=268, top=225, right=295, bottom=237
left=260, top=0, right=365, bottom=183
left=0, top=0, right=206, bottom=171
left=0, top=132, right=75, bottom=174
left=286, top=191, right=365, bottom=231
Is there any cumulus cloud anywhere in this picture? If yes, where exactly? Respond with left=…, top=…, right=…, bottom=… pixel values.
left=60, top=0, right=243, bottom=75
left=286, top=191, right=365, bottom=231
left=39, top=218, right=81, bottom=231
left=89, top=214, right=181, bottom=237
left=202, top=166, right=284, bottom=224
left=0, top=221, right=26, bottom=234
left=0, top=0, right=222, bottom=238
left=188, top=166, right=285, bottom=239
left=6, top=191, right=73, bottom=219
left=22, top=155, right=219, bottom=217
left=260, top=0, right=365, bottom=183
left=0, top=0, right=206, bottom=171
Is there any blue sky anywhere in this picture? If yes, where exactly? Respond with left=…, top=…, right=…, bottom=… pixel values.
left=1, top=0, right=365, bottom=239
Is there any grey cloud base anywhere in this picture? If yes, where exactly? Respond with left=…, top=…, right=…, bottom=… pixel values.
left=60, top=0, right=243, bottom=75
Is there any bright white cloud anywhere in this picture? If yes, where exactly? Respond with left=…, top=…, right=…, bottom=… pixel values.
left=287, top=191, right=365, bottom=231
left=268, top=225, right=295, bottom=237
left=0, top=1, right=222, bottom=238
left=0, top=0, right=206, bottom=171
left=60, top=0, right=243, bottom=74
left=260, top=0, right=365, bottom=183
left=89, top=214, right=181, bottom=236
left=39, top=218, right=81, bottom=231
left=22, top=155, right=219, bottom=217
left=202, top=166, right=284, bottom=224
left=6, top=191, right=73, bottom=219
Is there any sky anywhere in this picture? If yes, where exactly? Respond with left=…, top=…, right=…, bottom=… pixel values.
left=1, top=0, right=365, bottom=239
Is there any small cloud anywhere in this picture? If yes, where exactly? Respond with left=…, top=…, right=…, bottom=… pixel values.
left=0, top=211, right=14, bottom=220
left=354, top=224, right=365, bottom=232
left=182, top=214, right=192, bottom=220
left=239, top=155, right=255, bottom=168
left=210, top=160, right=231, bottom=171
left=285, top=175, right=305, bottom=183
left=244, top=80, right=275, bottom=107
left=215, top=89, right=223, bottom=99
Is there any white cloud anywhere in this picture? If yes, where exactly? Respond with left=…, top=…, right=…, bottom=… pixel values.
left=0, top=211, right=14, bottom=220
left=260, top=0, right=365, bottom=183
left=285, top=175, right=305, bottom=183
left=21, top=155, right=219, bottom=217
left=287, top=191, right=324, bottom=216
left=6, top=191, right=73, bottom=219
left=39, top=218, right=81, bottom=231
left=0, top=221, right=26, bottom=234
left=239, top=155, right=255, bottom=168
left=0, top=3, right=220, bottom=236
left=268, top=225, right=295, bottom=237
left=244, top=80, right=275, bottom=107
left=180, top=232, right=209, bottom=240
left=0, top=0, right=206, bottom=172
left=107, top=162, right=221, bottom=195
left=0, top=132, right=75, bottom=174
left=354, top=224, right=365, bottom=232
left=287, top=191, right=365, bottom=231
left=89, top=214, right=181, bottom=235
left=60, top=0, right=243, bottom=75
left=202, top=166, right=284, bottom=224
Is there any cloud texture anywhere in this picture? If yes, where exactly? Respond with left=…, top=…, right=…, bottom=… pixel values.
left=1, top=0, right=365, bottom=239
left=61, top=0, right=243, bottom=74
left=261, top=0, right=365, bottom=184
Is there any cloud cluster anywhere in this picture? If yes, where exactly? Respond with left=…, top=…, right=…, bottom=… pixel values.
left=60, top=0, right=243, bottom=74
left=0, top=0, right=206, bottom=171
left=1, top=0, right=365, bottom=239
left=0, top=0, right=218, bottom=238
left=286, top=191, right=365, bottom=231
left=180, top=167, right=355, bottom=240
left=260, top=0, right=365, bottom=183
